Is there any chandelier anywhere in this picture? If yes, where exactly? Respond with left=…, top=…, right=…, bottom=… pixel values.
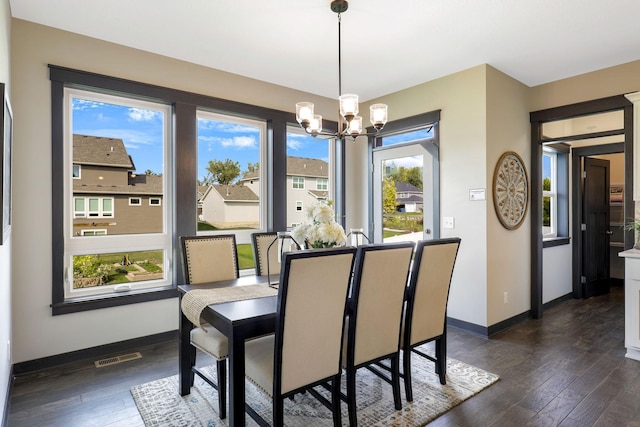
left=295, top=0, right=388, bottom=139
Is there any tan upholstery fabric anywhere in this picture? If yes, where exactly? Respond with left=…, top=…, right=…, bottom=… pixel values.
left=346, top=246, right=413, bottom=366
left=409, top=242, right=459, bottom=345
left=280, top=253, right=354, bottom=394
left=244, top=249, right=355, bottom=396
left=254, top=233, right=280, bottom=277
left=245, top=335, right=275, bottom=397
left=191, top=324, right=229, bottom=360
left=183, top=236, right=238, bottom=284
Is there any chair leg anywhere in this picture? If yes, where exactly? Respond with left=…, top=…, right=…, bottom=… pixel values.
left=436, top=336, right=446, bottom=385
left=216, top=359, right=227, bottom=419
left=274, top=395, right=284, bottom=427
left=403, top=348, right=413, bottom=402
left=331, top=374, right=342, bottom=427
left=189, top=344, right=196, bottom=387
left=347, top=367, right=358, bottom=427
left=391, top=353, right=402, bottom=410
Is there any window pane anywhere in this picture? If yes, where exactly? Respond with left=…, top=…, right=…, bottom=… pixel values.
left=542, top=110, right=623, bottom=139
left=71, top=96, right=166, bottom=236
left=381, top=127, right=433, bottom=147
left=286, top=130, right=332, bottom=229
left=72, top=250, right=164, bottom=289
left=197, top=111, right=264, bottom=235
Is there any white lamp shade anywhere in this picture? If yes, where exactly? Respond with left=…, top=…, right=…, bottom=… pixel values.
left=339, top=94, right=359, bottom=117
left=370, top=104, right=388, bottom=126
left=296, top=102, right=314, bottom=124
left=309, top=114, right=322, bottom=133
left=348, top=116, right=363, bottom=135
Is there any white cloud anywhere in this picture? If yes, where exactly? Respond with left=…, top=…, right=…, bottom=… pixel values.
left=128, top=108, right=160, bottom=121
left=286, top=137, right=304, bottom=151
left=220, top=136, right=256, bottom=149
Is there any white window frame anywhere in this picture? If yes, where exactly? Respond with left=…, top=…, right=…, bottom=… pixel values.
left=296, top=201, right=303, bottom=211
left=292, top=176, right=305, bottom=189
left=543, top=149, right=558, bottom=238
left=64, top=88, right=173, bottom=299
left=73, top=164, right=81, bottom=179
left=149, top=197, right=162, bottom=206
left=129, top=197, right=141, bottom=206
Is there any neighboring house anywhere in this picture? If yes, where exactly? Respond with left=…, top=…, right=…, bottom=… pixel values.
left=395, top=182, right=423, bottom=213
left=240, top=156, right=329, bottom=228
left=72, top=134, right=163, bottom=236
left=199, top=184, right=259, bottom=228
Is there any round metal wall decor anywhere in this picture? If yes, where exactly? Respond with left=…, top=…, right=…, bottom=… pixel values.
left=493, top=151, right=528, bottom=230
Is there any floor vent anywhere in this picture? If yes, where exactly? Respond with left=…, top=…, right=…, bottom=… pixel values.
left=94, top=352, right=142, bottom=368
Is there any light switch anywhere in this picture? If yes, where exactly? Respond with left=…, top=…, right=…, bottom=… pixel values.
left=443, top=217, right=455, bottom=229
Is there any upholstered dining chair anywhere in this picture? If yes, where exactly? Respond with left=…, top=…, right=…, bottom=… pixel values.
left=180, top=234, right=239, bottom=419
left=244, top=246, right=357, bottom=427
left=402, top=237, right=461, bottom=402
left=251, top=232, right=277, bottom=277
left=343, top=241, right=415, bottom=427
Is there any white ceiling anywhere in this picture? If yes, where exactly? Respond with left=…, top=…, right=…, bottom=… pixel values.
left=9, top=0, right=640, bottom=102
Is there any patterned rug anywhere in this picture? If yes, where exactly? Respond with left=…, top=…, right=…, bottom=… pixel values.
left=131, top=349, right=498, bottom=426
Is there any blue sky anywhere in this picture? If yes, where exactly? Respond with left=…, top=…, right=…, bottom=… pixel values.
left=72, top=98, right=330, bottom=181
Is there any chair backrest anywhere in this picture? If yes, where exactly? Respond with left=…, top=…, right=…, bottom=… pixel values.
left=347, top=242, right=414, bottom=366
left=180, top=235, right=239, bottom=284
left=405, top=238, right=461, bottom=346
left=274, top=247, right=357, bottom=395
left=251, top=232, right=279, bottom=277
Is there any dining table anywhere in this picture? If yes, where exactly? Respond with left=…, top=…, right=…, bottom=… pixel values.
left=178, top=274, right=279, bottom=427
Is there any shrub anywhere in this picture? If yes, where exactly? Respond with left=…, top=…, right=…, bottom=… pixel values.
left=73, top=255, right=112, bottom=284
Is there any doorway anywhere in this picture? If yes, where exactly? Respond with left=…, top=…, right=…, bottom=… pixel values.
left=529, top=95, right=634, bottom=318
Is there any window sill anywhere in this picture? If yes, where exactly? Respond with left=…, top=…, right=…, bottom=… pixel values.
left=51, top=286, right=178, bottom=315
left=543, top=237, right=571, bottom=248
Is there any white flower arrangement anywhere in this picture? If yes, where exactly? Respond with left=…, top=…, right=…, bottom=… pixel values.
left=291, top=200, right=347, bottom=249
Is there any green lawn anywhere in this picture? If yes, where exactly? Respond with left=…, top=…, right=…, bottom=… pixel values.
left=237, top=243, right=255, bottom=270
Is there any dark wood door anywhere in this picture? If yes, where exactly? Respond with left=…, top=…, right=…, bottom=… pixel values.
left=582, top=157, right=610, bottom=298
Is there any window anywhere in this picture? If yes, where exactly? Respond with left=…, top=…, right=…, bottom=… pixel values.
left=316, top=178, right=328, bottom=190
left=286, top=128, right=334, bottom=229
left=50, top=65, right=344, bottom=314
left=292, top=176, right=304, bottom=189
left=63, top=88, right=171, bottom=300
left=542, top=150, right=557, bottom=238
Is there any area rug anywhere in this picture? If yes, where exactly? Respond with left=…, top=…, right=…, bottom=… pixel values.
left=131, top=349, right=498, bottom=426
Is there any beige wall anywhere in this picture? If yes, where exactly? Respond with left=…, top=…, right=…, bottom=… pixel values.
left=531, top=59, right=640, bottom=111
left=9, top=18, right=336, bottom=363
left=362, top=66, right=490, bottom=326
left=485, top=66, right=531, bottom=325
left=0, top=0, right=11, bottom=418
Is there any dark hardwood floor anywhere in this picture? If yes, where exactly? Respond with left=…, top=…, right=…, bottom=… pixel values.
left=7, top=284, right=639, bottom=426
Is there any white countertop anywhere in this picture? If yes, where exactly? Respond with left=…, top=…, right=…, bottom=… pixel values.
left=619, top=248, right=640, bottom=258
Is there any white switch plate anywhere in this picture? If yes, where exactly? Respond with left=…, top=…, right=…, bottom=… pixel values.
left=443, top=217, right=455, bottom=229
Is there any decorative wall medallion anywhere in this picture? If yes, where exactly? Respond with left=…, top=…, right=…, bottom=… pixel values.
left=493, top=151, right=528, bottom=230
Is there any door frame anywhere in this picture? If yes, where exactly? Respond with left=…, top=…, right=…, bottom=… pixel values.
left=572, top=144, right=623, bottom=298
left=530, top=95, right=633, bottom=318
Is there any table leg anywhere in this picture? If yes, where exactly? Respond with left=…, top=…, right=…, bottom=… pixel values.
left=228, top=330, right=246, bottom=426
left=179, top=309, right=193, bottom=396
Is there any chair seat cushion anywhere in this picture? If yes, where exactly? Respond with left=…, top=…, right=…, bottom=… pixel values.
left=190, top=324, right=228, bottom=360
left=245, top=334, right=275, bottom=397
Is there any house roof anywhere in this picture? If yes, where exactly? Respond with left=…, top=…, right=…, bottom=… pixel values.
left=395, top=182, right=422, bottom=193
left=73, top=134, right=134, bottom=169
left=240, top=156, right=329, bottom=182
left=210, top=184, right=259, bottom=202
left=73, top=174, right=163, bottom=195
